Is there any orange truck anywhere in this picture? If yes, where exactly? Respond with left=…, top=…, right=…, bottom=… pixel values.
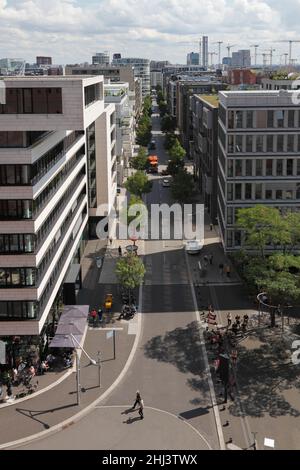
left=147, top=155, right=158, bottom=173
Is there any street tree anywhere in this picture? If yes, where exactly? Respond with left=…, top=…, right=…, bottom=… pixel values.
left=116, top=253, right=146, bottom=292
left=159, top=101, right=168, bottom=117
left=168, top=139, right=186, bottom=160
left=131, top=147, right=148, bottom=171
left=164, top=132, right=177, bottom=150
left=161, top=114, right=177, bottom=133
left=125, top=171, right=152, bottom=198
left=236, top=205, right=292, bottom=258
left=171, top=169, right=196, bottom=203
left=167, top=154, right=185, bottom=176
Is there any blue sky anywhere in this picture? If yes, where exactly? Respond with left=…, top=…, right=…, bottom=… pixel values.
left=0, top=0, right=300, bottom=65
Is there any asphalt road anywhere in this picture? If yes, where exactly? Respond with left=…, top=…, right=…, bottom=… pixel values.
left=18, top=99, right=220, bottom=450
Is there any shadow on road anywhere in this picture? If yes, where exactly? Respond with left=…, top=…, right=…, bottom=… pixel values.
left=123, top=416, right=142, bottom=424
left=16, top=403, right=77, bottom=430
left=179, top=407, right=209, bottom=420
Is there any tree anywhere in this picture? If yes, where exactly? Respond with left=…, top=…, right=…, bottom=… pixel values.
left=127, top=195, right=145, bottom=225
left=143, top=95, right=152, bottom=117
left=131, top=147, right=148, bottom=170
left=164, top=132, right=177, bottom=150
left=158, top=101, right=168, bottom=117
left=116, top=253, right=146, bottom=291
left=125, top=171, right=152, bottom=198
left=161, top=114, right=177, bottom=133
left=236, top=205, right=292, bottom=258
left=168, top=139, right=186, bottom=160
left=171, top=169, right=196, bottom=202
left=167, top=154, right=185, bottom=176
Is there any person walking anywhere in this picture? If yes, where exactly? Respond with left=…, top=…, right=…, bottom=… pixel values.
left=227, top=312, right=232, bottom=327
left=98, top=308, right=103, bottom=324
left=210, top=223, right=213, bottom=231
left=219, top=263, right=224, bottom=276
left=225, top=265, right=231, bottom=278
left=109, top=237, right=113, bottom=246
left=118, top=246, right=122, bottom=257
left=209, top=254, right=213, bottom=265
left=139, top=399, right=144, bottom=419
left=132, top=390, right=141, bottom=410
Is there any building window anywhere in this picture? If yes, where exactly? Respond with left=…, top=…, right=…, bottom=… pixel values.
left=235, top=160, right=243, bottom=177
left=276, top=190, right=283, bottom=200
left=256, top=135, right=264, bottom=153
left=228, top=135, right=234, bottom=153
left=266, top=159, right=273, bottom=176
left=245, top=160, right=252, bottom=176
left=288, top=110, right=295, bottom=128
left=227, top=207, right=234, bottom=224
left=228, top=111, right=234, bottom=129
left=265, top=189, right=273, bottom=200
left=256, top=110, right=267, bottom=128
left=235, top=184, right=242, bottom=199
left=227, top=184, right=233, bottom=201
left=246, top=111, right=253, bottom=128
left=234, top=231, right=241, bottom=247
left=256, top=159, right=263, bottom=176
left=227, top=160, right=233, bottom=177
left=287, top=135, right=295, bottom=152
left=0, top=88, right=62, bottom=114
left=255, top=183, right=262, bottom=199
left=297, top=160, right=300, bottom=176
left=267, top=111, right=274, bottom=128
left=275, top=110, right=284, bottom=128
left=277, top=135, right=284, bottom=153
left=245, top=183, right=252, bottom=200
left=0, top=268, right=36, bottom=287
left=235, top=135, right=243, bottom=153
left=235, top=111, right=243, bottom=128
left=267, top=135, right=274, bottom=152
left=0, top=200, right=32, bottom=219
left=276, top=159, right=283, bottom=176
left=246, top=135, right=253, bottom=153
left=287, top=159, right=294, bottom=176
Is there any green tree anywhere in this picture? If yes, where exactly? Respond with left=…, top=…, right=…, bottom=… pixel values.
left=161, top=114, right=177, bottom=133
left=131, top=147, right=148, bottom=170
left=116, top=253, right=146, bottom=291
left=168, top=139, right=186, bottom=160
left=159, top=101, right=168, bottom=117
left=167, top=154, right=185, bottom=176
left=127, top=195, right=145, bottom=225
left=125, top=171, right=152, bottom=198
left=236, top=205, right=291, bottom=258
left=171, top=169, right=196, bottom=202
left=164, top=132, right=177, bottom=150
left=143, top=95, right=152, bottom=117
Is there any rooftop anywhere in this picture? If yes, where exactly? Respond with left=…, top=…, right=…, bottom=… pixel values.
left=199, top=94, right=219, bottom=107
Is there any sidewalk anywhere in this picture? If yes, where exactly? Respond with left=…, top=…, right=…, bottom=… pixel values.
left=0, top=239, right=140, bottom=448
left=188, top=231, right=300, bottom=450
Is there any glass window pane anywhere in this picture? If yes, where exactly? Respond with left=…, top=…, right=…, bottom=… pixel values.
left=277, top=135, right=284, bottom=152
left=32, top=88, right=48, bottom=113
left=256, top=159, right=263, bottom=176
left=267, top=135, right=274, bottom=152
left=255, top=184, right=262, bottom=199
left=11, top=269, right=20, bottom=286
left=245, top=183, right=252, bottom=199
left=267, top=111, right=274, bottom=128
left=235, top=135, right=243, bottom=152
left=287, top=135, right=294, bottom=152
left=266, top=159, right=273, bottom=176
left=235, top=184, right=242, bottom=199
left=287, top=159, right=294, bottom=176
left=23, top=89, right=33, bottom=113
left=235, top=160, right=242, bottom=176
left=256, top=135, right=264, bottom=152
left=246, top=160, right=252, bottom=176
left=276, top=159, right=283, bottom=176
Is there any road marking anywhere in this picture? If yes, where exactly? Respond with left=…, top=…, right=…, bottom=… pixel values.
left=184, top=251, right=226, bottom=451
left=0, top=283, right=144, bottom=450
left=95, top=405, right=212, bottom=450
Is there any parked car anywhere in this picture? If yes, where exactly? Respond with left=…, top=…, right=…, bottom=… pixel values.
left=184, top=240, right=204, bottom=254
left=162, top=179, right=170, bottom=188
left=149, top=140, right=156, bottom=150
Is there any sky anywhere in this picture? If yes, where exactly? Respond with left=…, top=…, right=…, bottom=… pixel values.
left=0, top=0, right=300, bottom=65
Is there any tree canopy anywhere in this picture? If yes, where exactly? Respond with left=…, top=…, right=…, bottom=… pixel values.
left=125, top=171, right=152, bottom=198
left=131, top=147, right=148, bottom=171
left=171, top=169, right=196, bottom=203
left=116, top=253, right=146, bottom=290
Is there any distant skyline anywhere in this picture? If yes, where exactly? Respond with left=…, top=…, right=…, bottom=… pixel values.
left=1, top=0, right=300, bottom=65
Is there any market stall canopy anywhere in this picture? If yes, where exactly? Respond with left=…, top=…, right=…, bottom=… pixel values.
left=49, top=305, right=89, bottom=349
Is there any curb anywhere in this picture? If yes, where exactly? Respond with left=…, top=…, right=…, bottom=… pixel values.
left=0, top=283, right=143, bottom=450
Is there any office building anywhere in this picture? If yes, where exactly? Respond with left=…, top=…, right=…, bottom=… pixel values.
left=36, top=57, right=52, bottom=66
left=92, top=52, right=110, bottom=66
left=65, top=64, right=142, bottom=118
left=190, top=94, right=219, bottom=222
left=202, top=36, right=209, bottom=69
left=0, top=76, right=116, bottom=355
left=228, top=69, right=257, bottom=86
left=112, top=58, right=150, bottom=98
left=231, top=50, right=251, bottom=68
left=218, top=90, right=300, bottom=252
left=104, top=82, right=135, bottom=183
left=187, top=53, right=200, bottom=66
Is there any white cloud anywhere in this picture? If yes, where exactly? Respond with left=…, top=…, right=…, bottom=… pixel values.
left=0, top=0, right=299, bottom=64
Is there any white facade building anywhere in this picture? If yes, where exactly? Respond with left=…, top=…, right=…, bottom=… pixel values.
left=0, top=76, right=115, bottom=340
left=112, top=58, right=150, bottom=98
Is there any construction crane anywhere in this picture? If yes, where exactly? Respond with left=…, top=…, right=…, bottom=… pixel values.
left=226, top=44, right=236, bottom=58
left=280, top=53, right=289, bottom=67
left=213, top=41, right=223, bottom=67
left=250, top=44, right=259, bottom=66
left=276, top=40, right=300, bottom=65
left=263, top=48, right=276, bottom=67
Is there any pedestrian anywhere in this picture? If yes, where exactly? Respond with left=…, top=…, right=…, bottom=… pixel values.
left=203, top=255, right=208, bottom=267
left=227, top=312, right=232, bottom=327
left=210, top=223, right=213, bottom=231
left=209, top=254, right=213, bottom=265
left=109, top=237, right=113, bottom=246
left=138, top=399, right=144, bottom=419
left=235, top=315, right=241, bottom=328
left=232, top=322, right=238, bottom=336
left=98, top=307, right=103, bottom=323
left=90, top=308, right=97, bottom=326
left=219, top=263, right=224, bottom=276
left=225, top=265, right=231, bottom=278
left=118, top=246, right=122, bottom=257
left=132, top=390, right=141, bottom=410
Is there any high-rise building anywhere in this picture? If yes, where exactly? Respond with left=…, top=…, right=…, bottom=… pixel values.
left=187, top=52, right=200, bottom=66
left=92, top=52, right=110, bottom=66
left=36, top=56, right=52, bottom=66
left=231, top=50, right=251, bottom=68
left=0, top=76, right=116, bottom=353
left=218, top=89, right=300, bottom=251
left=113, top=53, right=121, bottom=61
left=112, top=58, right=150, bottom=98
left=202, top=36, right=209, bottom=69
